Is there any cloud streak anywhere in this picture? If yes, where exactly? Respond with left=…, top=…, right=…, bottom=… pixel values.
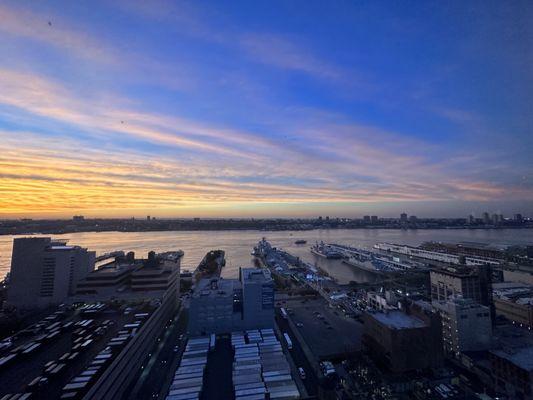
left=0, top=1, right=530, bottom=217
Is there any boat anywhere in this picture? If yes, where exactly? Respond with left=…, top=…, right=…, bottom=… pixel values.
left=310, top=242, right=343, bottom=259
left=194, top=250, right=225, bottom=281
left=342, top=257, right=383, bottom=275
left=294, top=240, right=307, bottom=245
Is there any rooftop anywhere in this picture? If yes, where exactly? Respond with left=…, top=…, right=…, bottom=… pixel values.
left=493, top=282, right=533, bottom=303
left=241, top=267, right=272, bottom=283
left=491, top=347, right=533, bottom=371
left=371, top=310, right=427, bottom=330
left=193, top=278, right=239, bottom=299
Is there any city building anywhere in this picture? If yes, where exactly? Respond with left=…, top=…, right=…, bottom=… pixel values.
left=188, top=267, right=274, bottom=335
left=73, top=250, right=181, bottom=302
left=430, top=265, right=493, bottom=308
left=493, top=282, right=533, bottom=328
left=240, top=267, right=275, bottom=328
left=483, top=212, right=491, bottom=225
left=420, top=241, right=506, bottom=261
left=7, top=237, right=95, bottom=310
left=370, top=215, right=378, bottom=224
left=490, top=347, right=533, bottom=400
left=362, top=308, right=442, bottom=373
left=366, top=290, right=400, bottom=311
left=78, top=251, right=181, bottom=400
left=400, top=213, right=408, bottom=222
left=503, top=269, right=533, bottom=286
left=433, top=297, right=492, bottom=354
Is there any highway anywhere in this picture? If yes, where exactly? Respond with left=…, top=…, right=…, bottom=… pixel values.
left=123, top=306, right=188, bottom=399
left=275, top=312, right=318, bottom=397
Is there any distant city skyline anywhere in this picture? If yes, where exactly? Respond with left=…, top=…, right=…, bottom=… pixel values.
left=0, top=1, right=531, bottom=218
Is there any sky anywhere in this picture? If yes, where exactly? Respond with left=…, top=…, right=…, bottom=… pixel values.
left=0, top=0, right=532, bottom=219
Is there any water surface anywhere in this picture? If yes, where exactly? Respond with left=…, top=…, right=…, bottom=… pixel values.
left=1, top=229, right=531, bottom=284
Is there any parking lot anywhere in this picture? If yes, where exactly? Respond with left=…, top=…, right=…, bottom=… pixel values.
left=0, top=303, right=150, bottom=399
left=283, top=297, right=363, bottom=359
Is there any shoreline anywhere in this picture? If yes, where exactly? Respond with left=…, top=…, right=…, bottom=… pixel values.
left=1, top=225, right=532, bottom=237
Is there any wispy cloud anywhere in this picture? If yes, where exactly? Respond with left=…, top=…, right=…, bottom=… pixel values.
left=239, top=33, right=343, bottom=80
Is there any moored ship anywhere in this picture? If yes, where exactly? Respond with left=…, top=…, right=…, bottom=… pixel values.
left=310, top=242, right=343, bottom=259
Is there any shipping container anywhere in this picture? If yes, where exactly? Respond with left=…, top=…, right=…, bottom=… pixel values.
left=235, top=394, right=265, bottom=400
left=167, top=385, right=202, bottom=396
left=233, top=382, right=265, bottom=392
left=235, top=387, right=266, bottom=397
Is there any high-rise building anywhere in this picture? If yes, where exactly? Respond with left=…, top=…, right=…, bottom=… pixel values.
left=433, top=297, right=492, bottom=354
left=240, top=267, right=274, bottom=329
left=483, top=212, right=491, bottom=225
left=515, top=214, right=524, bottom=223
left=400, top=213, right=408, bottom=222
left=7, top=237, right=95, bottom=310
left=370, top=215, right=378, bottom=224
left=363, top=215, right=371, bottom=223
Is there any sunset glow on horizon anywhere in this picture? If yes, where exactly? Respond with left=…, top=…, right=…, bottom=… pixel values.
left=0, top=1, right=532, bottom=218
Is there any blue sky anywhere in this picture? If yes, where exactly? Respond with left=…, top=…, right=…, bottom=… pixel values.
left=0, top=0, right=531, bottom=218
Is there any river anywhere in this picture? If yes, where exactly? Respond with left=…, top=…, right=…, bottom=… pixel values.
left=1, top=229, right=531, bottom=284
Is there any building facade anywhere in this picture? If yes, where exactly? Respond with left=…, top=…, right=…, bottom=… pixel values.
left=430, top=265, right=493, bottom=308
left=493, top=282, right=533, bottom=328
left=188, top=267, right=274, bottom=335
left=490, top=347, right=533, bottom=400
left=73, top=251, right=181, bottom=302
left=362, top=309, right=442, bottom=373
left=7, top=237, right=95, bottom=310
left=433, top=297, right=492, bottom=354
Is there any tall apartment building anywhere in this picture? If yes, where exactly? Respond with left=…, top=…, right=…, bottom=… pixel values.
left=188, top=267, right=274, bottom=335
left=433, top=297, right=492, bottom=354
left=7, top=237, right=95, bottom=310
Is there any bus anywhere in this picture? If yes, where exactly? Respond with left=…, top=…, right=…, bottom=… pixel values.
left=283, top=333, right=292, bottom=350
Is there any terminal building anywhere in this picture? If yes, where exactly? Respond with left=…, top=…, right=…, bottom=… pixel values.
left=188, top=268, right=274, bottom=335
left=7, top=237, right=95, bottom=310
left=433, top=297, right=492, bottom=355
left=375, top=242, right=501, bottom=266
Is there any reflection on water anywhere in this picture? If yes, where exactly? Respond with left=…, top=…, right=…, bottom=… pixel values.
left=0, top=229, right=531, bottom=284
